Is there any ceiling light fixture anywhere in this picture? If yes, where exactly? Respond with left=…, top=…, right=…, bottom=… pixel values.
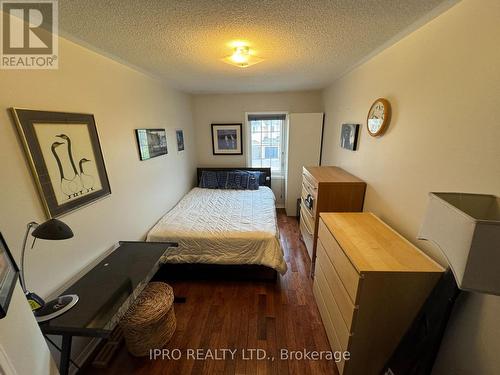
left=223, top=45, right=263, bottom=68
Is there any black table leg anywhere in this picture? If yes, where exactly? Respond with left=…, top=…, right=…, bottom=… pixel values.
left=59, top=334, right=72, bottom=375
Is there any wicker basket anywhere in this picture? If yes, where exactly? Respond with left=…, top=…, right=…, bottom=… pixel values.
left=119, top=282, right=176, bottom=357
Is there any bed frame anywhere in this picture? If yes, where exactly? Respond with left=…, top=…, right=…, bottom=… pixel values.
left=154, top=263, right=277, bottom=282
left=197, top=167, right=272, bottom=188
left=155, top=167, right=278, bottom=282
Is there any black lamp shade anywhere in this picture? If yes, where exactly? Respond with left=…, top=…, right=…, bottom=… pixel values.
left=32, top=219, right=74, bottom=240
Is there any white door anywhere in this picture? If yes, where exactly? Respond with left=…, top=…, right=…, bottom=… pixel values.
left=285, top=113, right=324, bottom=216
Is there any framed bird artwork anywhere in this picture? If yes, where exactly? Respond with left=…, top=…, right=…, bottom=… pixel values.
left=11, top=108, right=111, bottom=218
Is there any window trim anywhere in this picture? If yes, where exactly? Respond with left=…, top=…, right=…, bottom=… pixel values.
left=245, top=111, right=289, bottom=177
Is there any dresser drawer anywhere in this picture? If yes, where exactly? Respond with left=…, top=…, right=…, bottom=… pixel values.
left=318, top=219, right=360, bottom=303
left=302, top=178, right=318, bottom=197
left=300, top=203, right=316, bottom=232
left=302, top=174, right=318, bottom=210
left=313, top=279, right=347, bottom=374
left=300, top=216, right=314, bottom=259
left=317, top=241, right=358, bottom=331
left=302, top=170, right=318, bottom=191
left=315, top=262, right=351, bottom=350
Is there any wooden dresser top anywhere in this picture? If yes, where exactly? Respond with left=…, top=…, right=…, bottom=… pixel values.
left=304, top=166, right=365, bottom=184
left=320, top=212, right=444, bottom=273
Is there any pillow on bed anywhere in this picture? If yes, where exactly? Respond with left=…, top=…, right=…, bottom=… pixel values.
left=199, top=171, right=219, bottom=189
left=200, top=170, right=264, bottom=190
left=247, top=172, right=260, bottom=190
left=247, top=171, right=266, bottom=188
left=236, top=170, right=261, bottom=190
left=216, top=171, right=229, bottom=188
left=226, top=171, right=241, bottom=189
left=227, top=171, right=250, bottom=189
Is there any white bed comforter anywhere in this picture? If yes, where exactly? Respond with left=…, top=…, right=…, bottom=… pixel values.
left=146, top=187, right=287, bottom=274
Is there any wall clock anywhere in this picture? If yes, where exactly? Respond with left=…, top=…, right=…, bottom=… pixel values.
left=367, top=98, right=391, bottom=137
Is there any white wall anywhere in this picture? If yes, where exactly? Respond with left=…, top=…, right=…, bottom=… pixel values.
left=0, top=285, right=59, bottom=374
left=321, top=0, right=500, bottom=373
left=193, top=91, right=322, bottom=204
left=0, top=36, right=196, bottom=374
left=193, top=91, right=323, bottom=167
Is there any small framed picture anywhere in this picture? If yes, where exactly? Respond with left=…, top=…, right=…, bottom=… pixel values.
left=176, top=129, right=185, bottom=151
left=135, top=129, right=168, bottom=161
left=340, top=123, right=360, bottom=151
left=211, top=123, right=243, bottom=155
left=0, top=233, right=20, bottom=319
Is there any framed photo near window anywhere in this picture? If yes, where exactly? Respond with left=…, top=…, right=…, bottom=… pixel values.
left=340, top=123, right=360, bottom=151
left=211, top=123, right=243, bottom=155
left=11, top=108, right=112, bottom=218
left=0, top=233, right=20, bottom=319
left=135, top=129, right=168, bottom=160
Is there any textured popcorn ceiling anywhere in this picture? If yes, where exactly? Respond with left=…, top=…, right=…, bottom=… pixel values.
left=59, top=0, right=452, bottom=93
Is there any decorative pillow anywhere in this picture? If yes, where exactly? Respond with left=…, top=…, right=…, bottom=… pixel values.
left=225, top=171, right=242, bottom=189
left=248, top=171, right=265, bottom=186
left=238, top=171, right=249, bottom=189
left=200, top=170, right=264, bottom=190
left=247, top=173, right=260, bottom=190
left=227, top=170, right=250, bottom=189
left=236, top=170, right=262, bottom=190
left=216, top=171, right=229, bottom=188
left=199, top=171, right=218, bottom=189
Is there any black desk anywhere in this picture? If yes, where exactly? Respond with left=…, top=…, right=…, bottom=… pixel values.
left=39, top=241, right=177, bottom=375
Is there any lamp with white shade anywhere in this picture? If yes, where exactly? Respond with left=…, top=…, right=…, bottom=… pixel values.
left=418, top=192, right=500, bottom=295
left=383, top=192, right=500, bottom=375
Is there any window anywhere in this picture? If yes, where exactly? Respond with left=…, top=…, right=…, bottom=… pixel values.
left=248, top=114, right=286, bottom=175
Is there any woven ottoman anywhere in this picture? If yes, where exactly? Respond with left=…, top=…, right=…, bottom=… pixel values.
left=120, top=282, right=176, bottom=357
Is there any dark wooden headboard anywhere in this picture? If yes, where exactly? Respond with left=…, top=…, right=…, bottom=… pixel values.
left=197, top=167, right=272, bottom=188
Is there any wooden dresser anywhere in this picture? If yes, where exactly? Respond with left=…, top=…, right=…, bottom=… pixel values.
left=299, top=166, right=366, bottom=274
left=314, top=213, right=444, bottom=375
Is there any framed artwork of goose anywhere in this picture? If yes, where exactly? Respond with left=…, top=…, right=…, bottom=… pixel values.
left=11, top=108, right=111, bottom=218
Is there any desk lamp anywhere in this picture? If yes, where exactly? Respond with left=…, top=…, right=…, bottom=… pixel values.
left=20, top=219, right=79, bottom=322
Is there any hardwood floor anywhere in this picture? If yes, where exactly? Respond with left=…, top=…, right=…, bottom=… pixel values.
left=80, top=210, right=338, bottom=375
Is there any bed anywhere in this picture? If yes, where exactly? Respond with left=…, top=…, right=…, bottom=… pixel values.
left=146, top=168, right=287, bottom=279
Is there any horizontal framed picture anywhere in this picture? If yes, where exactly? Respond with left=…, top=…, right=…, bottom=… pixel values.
left=11, top=108, right=112, bottom=218
left=340, top=123, right=360, bottom=151
left=0, top=233, right=20, bottom=319
left=211, top=123, right=243, bottom=155
left=135, top=129, right=168, bottom=160
left=176, top=129, right=185, bottom=152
